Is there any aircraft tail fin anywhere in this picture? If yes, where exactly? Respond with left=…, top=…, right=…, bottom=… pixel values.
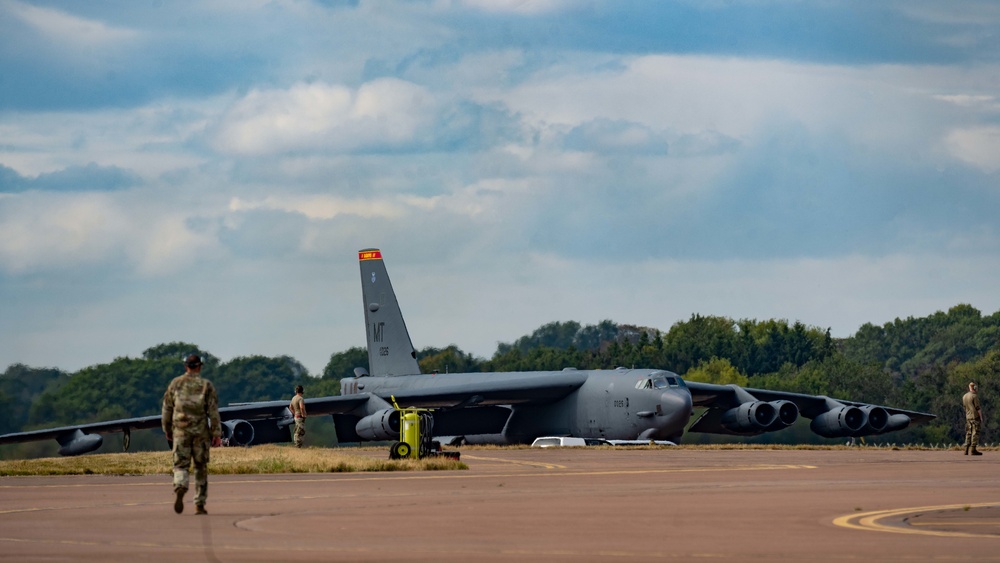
left=358, top=249, right=421, bottom=376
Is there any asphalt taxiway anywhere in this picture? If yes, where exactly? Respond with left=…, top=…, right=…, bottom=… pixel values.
left=1, top=448, right=997, bottom=561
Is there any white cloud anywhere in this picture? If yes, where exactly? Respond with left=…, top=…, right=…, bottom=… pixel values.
left=2, top=0, right=137, bottom=47
left=945, top=126, right=1000, bottom=173
left=211, top=79, right=436, bottom=155
left=0, top=193, right=130, bottom=273
left=229, top=195, right=405, bottom=220
left=0, top=192, right=218, bottom=276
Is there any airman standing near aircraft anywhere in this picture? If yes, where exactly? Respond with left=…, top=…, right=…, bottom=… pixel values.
left=290, top=385, right=307, bottom=448
left=963, top=381, right=984, bottom=456
left=162, top=354, right=222, bottom=514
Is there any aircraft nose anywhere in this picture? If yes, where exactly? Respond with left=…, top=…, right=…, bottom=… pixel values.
left=659, top=389, right=693, bottom=428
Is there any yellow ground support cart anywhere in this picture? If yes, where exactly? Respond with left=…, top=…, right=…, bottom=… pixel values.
left=388, top=398, right=460, bottom=461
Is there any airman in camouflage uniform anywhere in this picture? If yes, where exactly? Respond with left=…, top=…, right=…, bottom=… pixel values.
left=289, top=385, right=307, bottom=448
left=963, top=381, right=984, bottom=456
left=162, top=354, right=222, bottom=514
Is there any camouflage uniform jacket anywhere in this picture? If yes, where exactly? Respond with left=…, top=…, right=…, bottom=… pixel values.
left=162, top=374, right=222, bottom=439
left=964, top=391, right=982, bottom=421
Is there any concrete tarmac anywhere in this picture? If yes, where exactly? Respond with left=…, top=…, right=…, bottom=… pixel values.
left=1, top=448, right=998, bottom=562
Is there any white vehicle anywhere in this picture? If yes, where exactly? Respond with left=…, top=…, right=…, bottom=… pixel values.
left=530, top=436, right=612, bottom=447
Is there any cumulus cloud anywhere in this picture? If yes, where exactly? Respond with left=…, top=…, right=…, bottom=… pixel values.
left=211, top=79, right=437, bottom=155
left=0, top=192, right=217, bottom=275
left=229, top=195, right=405, bottom=220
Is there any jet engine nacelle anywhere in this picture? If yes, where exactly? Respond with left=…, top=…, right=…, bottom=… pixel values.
left=810, top=406, right=866, bottom=438
left=853, top=408, right=911, bottom=436
left=355, top=408, right=401, bottom=441
left=57, top=429, right=104, bottom=456
left=851, top=405, right=889, bottom=436
left=721, top=401, right=778, bottom=433
left=222, top=419, right=255, bottom=446
left=766, top=400, right=799, bottom=431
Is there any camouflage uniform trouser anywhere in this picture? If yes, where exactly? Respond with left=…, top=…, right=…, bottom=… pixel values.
left=293, top=418, right=306, bottom=447
left=173, top=431, right=210, bottom=506
left=964, top=419, right=981, bottom=448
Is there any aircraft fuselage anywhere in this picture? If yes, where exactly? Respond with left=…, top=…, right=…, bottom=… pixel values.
left=340, top=368, right=693, bottom=444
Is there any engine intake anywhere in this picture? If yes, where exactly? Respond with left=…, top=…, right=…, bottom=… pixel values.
left=222, top=419, right=255, bottom=446
left=721, top=401, right=778, bottom=433
left=355, top=408, right=401, bottom=441
left=766, top=400, right=799, bottom=431
left=810, top=406, right=866, bottom=438
left=852, top=406, right=888, bottom=436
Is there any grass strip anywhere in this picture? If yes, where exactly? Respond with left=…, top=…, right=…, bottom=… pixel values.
left=0, top=445, right=466, bottom=476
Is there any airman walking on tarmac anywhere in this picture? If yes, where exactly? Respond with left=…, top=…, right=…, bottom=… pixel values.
left=963, top=381, right=984, bottom=456
left=162, top=354, right=222, bottom=514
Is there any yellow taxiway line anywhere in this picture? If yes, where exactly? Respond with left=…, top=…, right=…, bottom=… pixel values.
left=833, top=502, right=1000, bottom=538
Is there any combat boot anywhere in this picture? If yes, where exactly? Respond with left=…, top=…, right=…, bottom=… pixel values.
left=174, top=487, right=187, bottom=514
left=965, top=445, right=970, bottom=455
left=195, top=505, right=207, bottom=515
left=972, top=447, right=983, bottom=456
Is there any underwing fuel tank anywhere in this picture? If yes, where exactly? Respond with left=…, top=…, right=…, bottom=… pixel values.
left=56, top=429, right=103, bottom=456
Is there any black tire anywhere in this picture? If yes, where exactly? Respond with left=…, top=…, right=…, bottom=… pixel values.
left=389, top=441, right=403, bottom=460
left=396, top=441, right=412, bottom=459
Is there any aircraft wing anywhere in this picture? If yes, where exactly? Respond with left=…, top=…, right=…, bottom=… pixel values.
left=684, top=381, right=936, bottom=437
left=0, top=415, right=163, bottom=446
left=0, top=394, right=375, bottom=456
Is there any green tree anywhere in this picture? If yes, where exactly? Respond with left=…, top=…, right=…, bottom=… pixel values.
left=213, top=355, right=308, bottom=404
left=322, top=346, right=370, bottom=381
left=683, top=358, right=748, bottom=386
left=142, top=342, right=220, bottom=367
left=28, top=357, right=178, bottom=427
left=945, top=350, right=1000, bottom=443
left=498, top=321, right=582, bottom=354
left=663, top=314, right=738, bottom=374
left=418, top=345, right=482, bottom=374
left=0, top=364, right=68, bottom=434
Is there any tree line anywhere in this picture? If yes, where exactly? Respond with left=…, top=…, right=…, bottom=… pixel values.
left=2, top=304, right=998, bottom=457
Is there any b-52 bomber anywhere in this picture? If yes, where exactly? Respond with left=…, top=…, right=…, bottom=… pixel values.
left=0, top=248, right=934, bottom=455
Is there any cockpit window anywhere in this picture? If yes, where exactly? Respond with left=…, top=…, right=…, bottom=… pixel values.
left=637, top=372, right=686, bottom=390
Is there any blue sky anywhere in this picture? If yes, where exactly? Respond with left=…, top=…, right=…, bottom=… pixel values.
left=2, top=0, right=998, bottom=375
